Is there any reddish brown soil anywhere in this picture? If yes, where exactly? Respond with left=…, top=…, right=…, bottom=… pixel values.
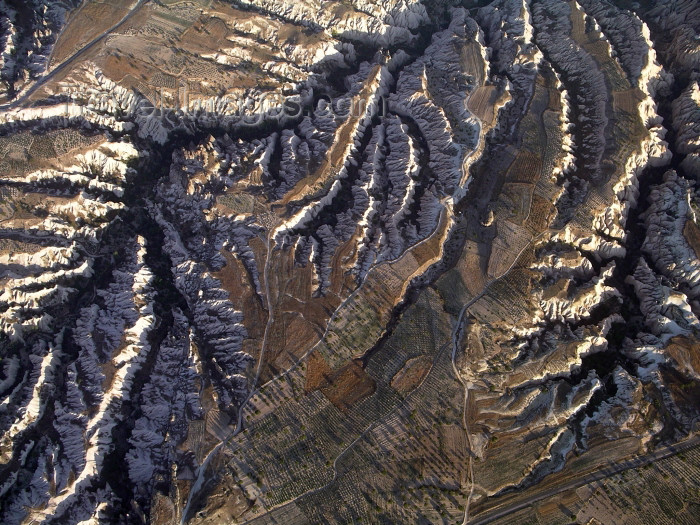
left=508, top=151, right=542, bottom=185
left=665, top=336, right=700, bottom=381
left=304, top=351, right=333, bottom=393
left=390, top=356, right=432, bottom=394
left=50, top=1, right=132, bottom=68
left=305, top=353, right=376, bottom=412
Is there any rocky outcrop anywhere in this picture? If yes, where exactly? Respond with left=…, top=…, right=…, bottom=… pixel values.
left=576, top=0, right=648, bottom=86
left=0, top=0, right=78, bottom=102
left=389, top=8, right=481, bottom=195
left=532, top=0, right=607, bottom=181
left=126, top=310, right=202, bottom=487
left=236, top=0, right=427, bottom=47
left=673, top=81, right=700, bottom=178
left=1, top=0, right=700, bottom=523
left=642, top=170, right=700, bottom=299
left=0, top=138, right=137, bottom=341
left=647, top=0, right=700, bottom=75
left=152, top=143, right=255, bottom=409
left=627, top=258, right=700, bottom=342
left=0, top=237, right=157, bottom=524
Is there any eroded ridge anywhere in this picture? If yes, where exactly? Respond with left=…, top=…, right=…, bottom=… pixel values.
left=0, top=0, right=699, bottom=524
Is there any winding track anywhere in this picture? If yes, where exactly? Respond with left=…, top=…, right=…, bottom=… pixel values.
left=450, top=224, right=545, bottom=524
left=469, top=434, right=700, bottom=525
left=0, top=0, right=149, bottom=112
left=180, top=231, right=276, bottom=523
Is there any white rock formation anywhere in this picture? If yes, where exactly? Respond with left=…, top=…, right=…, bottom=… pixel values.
left=126, top=310, right=202, bottom=486
left=532, top=0, right=607, bottom=180
left=627, top=258, right=700, bottom=341
left=673, top=81, right=700, bottom=178
left=236, top=0, right=427, bottom=47
left=642, top=170, right=700, bottom=299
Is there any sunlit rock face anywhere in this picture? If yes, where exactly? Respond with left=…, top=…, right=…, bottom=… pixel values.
left=1, top=0, right=700, bottom=523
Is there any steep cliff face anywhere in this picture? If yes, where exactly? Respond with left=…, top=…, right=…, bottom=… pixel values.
left=1, top=0, right=699, bottom=523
